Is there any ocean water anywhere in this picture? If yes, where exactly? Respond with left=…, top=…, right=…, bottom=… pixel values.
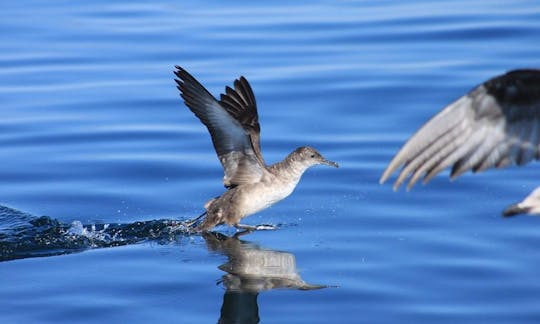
left=2, top=0, right=540, bottom=322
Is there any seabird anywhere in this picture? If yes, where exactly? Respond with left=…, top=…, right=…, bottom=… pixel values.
left=174, top=66, right=338, bottom=231
left=380, top=69, right=540, bottom=216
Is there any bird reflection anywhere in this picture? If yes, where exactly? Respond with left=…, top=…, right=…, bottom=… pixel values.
left=202, top=231, right=326, bottom=324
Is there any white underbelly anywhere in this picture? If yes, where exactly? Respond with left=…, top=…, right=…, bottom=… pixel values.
left=241, top=181, right=297, bottom=216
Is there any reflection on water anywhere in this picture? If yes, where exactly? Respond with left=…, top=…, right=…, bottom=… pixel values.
left=202, top=231, right=325, bottom=323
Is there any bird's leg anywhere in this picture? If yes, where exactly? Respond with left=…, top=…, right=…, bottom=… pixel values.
left=233, top=230, right=252, bottom=238
left=234, top=223, right=257, bottom=231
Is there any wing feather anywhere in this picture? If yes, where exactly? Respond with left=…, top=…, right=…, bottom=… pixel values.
left=381, top=69, right=540, bottom=189
left=219, top=76, right=265, bottom=167
left=174, top=66, right=265, bottom=187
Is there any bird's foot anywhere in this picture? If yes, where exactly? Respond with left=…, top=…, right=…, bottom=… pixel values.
left=234, top=223, right=277, bottom=231
left=254, top=224, right=277, bottom=230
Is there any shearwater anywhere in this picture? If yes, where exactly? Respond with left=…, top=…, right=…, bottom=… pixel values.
left=174, top=66, right=338, bottom=231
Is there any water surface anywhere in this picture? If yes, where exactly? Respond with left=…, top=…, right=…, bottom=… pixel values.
left=2, top=0, right=540, bottom=323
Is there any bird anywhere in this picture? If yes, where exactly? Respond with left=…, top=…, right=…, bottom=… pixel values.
left=174, top=66, right=338, bottom=232
left=380, top=69, right=540, bottom=216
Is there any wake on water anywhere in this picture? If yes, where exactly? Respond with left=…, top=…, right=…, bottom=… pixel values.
left=0, top=205, right=197, bottom=262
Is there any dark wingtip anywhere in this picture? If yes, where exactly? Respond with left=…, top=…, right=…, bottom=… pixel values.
left=174, top=65, right=185, bottom=74
left=173, top=65, right=192, bottom=82
left=173, top=67, right=185, bottom=88
left=173, top=65, right=182, bottom=76
left=502, top=204, right=529, bottom=217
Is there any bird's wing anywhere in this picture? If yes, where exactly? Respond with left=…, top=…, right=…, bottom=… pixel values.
left=380, top=69, right=540, bottom=190
left=218, top=75, right=265, bottom=167
left=174, top=66, right=265, bottom=187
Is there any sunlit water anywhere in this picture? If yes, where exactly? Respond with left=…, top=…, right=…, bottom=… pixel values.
left=2, top=0, right=540, bottom=323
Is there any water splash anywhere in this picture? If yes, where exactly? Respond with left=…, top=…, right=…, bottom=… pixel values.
left=0, top=205, right=193, bottom=262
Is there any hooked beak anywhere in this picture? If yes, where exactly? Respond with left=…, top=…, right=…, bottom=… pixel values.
left=502, top=203, right=529, bottom=217
left=321, top=159, right=339, bottom=168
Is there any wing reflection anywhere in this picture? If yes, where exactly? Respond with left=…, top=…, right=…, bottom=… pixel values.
left=202, top=231, right=325, bottom=324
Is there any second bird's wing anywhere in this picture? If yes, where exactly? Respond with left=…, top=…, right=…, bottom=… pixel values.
left=381, top=69, right=540, bottom=190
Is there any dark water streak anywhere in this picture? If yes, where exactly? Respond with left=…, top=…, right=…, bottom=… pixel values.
left=0, top=205, right=191, bottom=261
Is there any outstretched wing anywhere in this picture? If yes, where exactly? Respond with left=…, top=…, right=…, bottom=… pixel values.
left=380, top=69, right=540, bottom=190
left=174, top=66, right=265, bottom=187
left=219, top=75, right=265, bottom=167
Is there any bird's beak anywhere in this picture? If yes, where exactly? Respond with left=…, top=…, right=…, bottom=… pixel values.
left=321, top=159, right=339, bottom=168
left=502, top=203, right=529, bottom=217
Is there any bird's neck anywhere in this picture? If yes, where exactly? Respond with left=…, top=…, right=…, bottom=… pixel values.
left=270, top=152, right=310, bottom=181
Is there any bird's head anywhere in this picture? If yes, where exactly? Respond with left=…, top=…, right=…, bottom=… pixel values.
left=503, top=187, right=540, bottom=217
left=293, top=146, right=339, bottom=168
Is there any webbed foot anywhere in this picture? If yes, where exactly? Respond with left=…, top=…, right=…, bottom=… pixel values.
left=234, top=223, right=277, bottom=231
left=254, top=224, right=277, bottom=230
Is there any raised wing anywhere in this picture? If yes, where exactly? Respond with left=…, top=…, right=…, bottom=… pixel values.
left=380, top=69, right=540, bottom=190
left=219, top=75, right=265, bottom=167
left=174, top=66, right=265, bottom=187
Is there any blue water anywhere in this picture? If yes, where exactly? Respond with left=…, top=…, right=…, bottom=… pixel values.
left=2, top=0, right=540, bottom=322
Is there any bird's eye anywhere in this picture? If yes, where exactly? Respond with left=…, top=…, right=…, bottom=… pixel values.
left=310, top=154, right=315, bottom=158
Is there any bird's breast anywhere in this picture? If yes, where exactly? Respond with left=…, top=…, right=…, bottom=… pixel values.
left=238, top=179, right=299, bottom=216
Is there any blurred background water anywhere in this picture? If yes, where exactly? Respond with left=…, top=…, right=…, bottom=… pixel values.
left=2, top=0, right=540, bottom=323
